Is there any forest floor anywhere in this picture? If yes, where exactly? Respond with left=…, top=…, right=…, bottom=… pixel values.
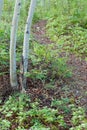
left=0, top=20, right=87, bottom=112
left=29, top=20, right=87, bottom=110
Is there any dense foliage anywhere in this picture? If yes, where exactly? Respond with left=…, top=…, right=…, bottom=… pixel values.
left=46, top=0, right=87, bottom=58
left=0, top=93, right=87, bottom=130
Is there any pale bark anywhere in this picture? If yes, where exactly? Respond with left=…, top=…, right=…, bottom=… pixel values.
left=41, top=0, right=45, bottom=6
left=41, top=0, right=50, bottom=11
left=21, top=0, right=37, bottom=89
left=10, top=0, right=21, bottom=88
left=0, top=0, right=3, bottom=19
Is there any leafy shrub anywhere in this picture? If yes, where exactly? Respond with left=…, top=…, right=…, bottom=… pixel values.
left=28, top=42, right=72, bottom=81
left=70, top=107, right=87, bottom=130
left=0, top=93, right=87, bottom=130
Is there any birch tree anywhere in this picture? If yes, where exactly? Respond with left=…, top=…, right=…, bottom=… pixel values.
left=20, top=0, right=37, bottom=89
left=0, top=0, right=3, bottom=19
left=41, top=0, right=50, bottom=11
left=10, top=0, right=21, bottom=88
left=41, top=0, right=45, bottom=6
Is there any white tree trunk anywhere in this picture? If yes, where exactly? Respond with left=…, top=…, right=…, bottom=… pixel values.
left=41, top=0, right=45, bottom=6
left=10, top=0, right=21, bottom=88
left=21, top=0, right=37, bottom=89
left=41, top=0, right=50, bottom=11
left=0, top=0, right=3, bottom=19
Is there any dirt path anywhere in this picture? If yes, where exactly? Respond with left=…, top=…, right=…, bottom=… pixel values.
left=32, top=20, right=53, bottom=44
left=32, top=20, right=87, bottom=109
left=0, top=20, right=87, bottom=111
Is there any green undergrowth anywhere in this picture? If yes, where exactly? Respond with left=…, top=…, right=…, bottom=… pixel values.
left=46, top=0, right=87, bottom=58
left=0, top=93, right=87, bottom=130
left=26, top=42, right=72, bottom=82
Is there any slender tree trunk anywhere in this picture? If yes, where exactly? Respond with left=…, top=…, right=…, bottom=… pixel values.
left=20, top=0, right=37, bottom=89
left=10, top=0, right=21, bottom=88
left=41, top=0, right=50, bottom=11
left=41, top=0, right=45, bottom=6
left=0, top=0, right=3, bottom=19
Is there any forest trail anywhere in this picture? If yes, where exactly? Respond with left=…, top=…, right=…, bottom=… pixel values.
left=32, top=20, right=87, bottom=109
left=0, top=20, right=87, bottom=111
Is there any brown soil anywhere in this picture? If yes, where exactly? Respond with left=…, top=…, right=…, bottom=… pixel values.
left=32, top=20, right=87, bottom=109
left=0, top=20, right=87, bottom=111
left=32, top=20, right=53, bottom=44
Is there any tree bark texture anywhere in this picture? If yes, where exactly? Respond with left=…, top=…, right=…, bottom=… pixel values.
left=21, top=0, right=37, bottom=89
